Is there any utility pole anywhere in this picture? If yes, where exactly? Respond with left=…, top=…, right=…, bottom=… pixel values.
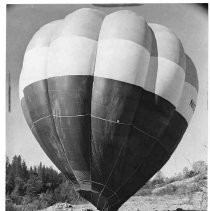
left=8, top=72, right=11, bottom=112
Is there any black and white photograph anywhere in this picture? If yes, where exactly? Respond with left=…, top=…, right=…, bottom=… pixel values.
left=5, top=3, right=208, bottom=211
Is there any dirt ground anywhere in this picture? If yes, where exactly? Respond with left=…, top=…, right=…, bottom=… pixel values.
left=118, top=192, right=206, bottom=211
left=42, top=192, right=207, bottom=211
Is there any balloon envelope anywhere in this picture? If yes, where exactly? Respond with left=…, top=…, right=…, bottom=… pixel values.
left=19, top=8, right=198, bottom=211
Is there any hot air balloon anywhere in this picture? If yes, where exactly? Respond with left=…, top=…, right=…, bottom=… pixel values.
left=19, top=8, right=199, bottom=211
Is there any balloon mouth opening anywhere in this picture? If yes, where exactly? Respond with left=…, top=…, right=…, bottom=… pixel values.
left=77, top=183, right=120, bottom=210
left=79, top=190, right=118, bottom=211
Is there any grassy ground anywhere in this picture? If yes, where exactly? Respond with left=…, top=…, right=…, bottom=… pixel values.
left=41, top=191, right=207, bottom=211
left=39, top=176, right=207, bottom=211
left=119, top=192, right=206, bottom=211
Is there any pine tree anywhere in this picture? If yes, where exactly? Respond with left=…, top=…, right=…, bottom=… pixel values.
left=6, top=154, right=83, bottom=207
left=6, top=169, right=15, bottom=194
left=6, top=156, right=11, bottom=174
left=21, top=160, right=29, bottom=181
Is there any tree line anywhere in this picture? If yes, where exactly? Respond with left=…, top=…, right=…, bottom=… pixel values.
left=6, top=155, right=207, bottom=210
left=6, top=155, right=85, bottom=210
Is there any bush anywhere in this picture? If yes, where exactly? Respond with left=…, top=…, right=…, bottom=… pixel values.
left=154, top=184, right=177, bottom=196
left=39, top=191, right=56, bottom=208
left=154, top=182, right=203, bottom=197
left=6, top=200, right=15, bottom=211
left=21, top=203, right=40, bottom=211
left=175, top=185, right=189, bottom=195
left=136, top=188, right=152, bottom=196
left=21, top=194, right=32, bottom=205
left=193, top=161, right=207, bottom=175
left=10, top=190, right=23, bottom=205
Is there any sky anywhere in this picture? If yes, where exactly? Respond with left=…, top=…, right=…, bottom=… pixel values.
left=6, top=4, right=208, bottom=177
